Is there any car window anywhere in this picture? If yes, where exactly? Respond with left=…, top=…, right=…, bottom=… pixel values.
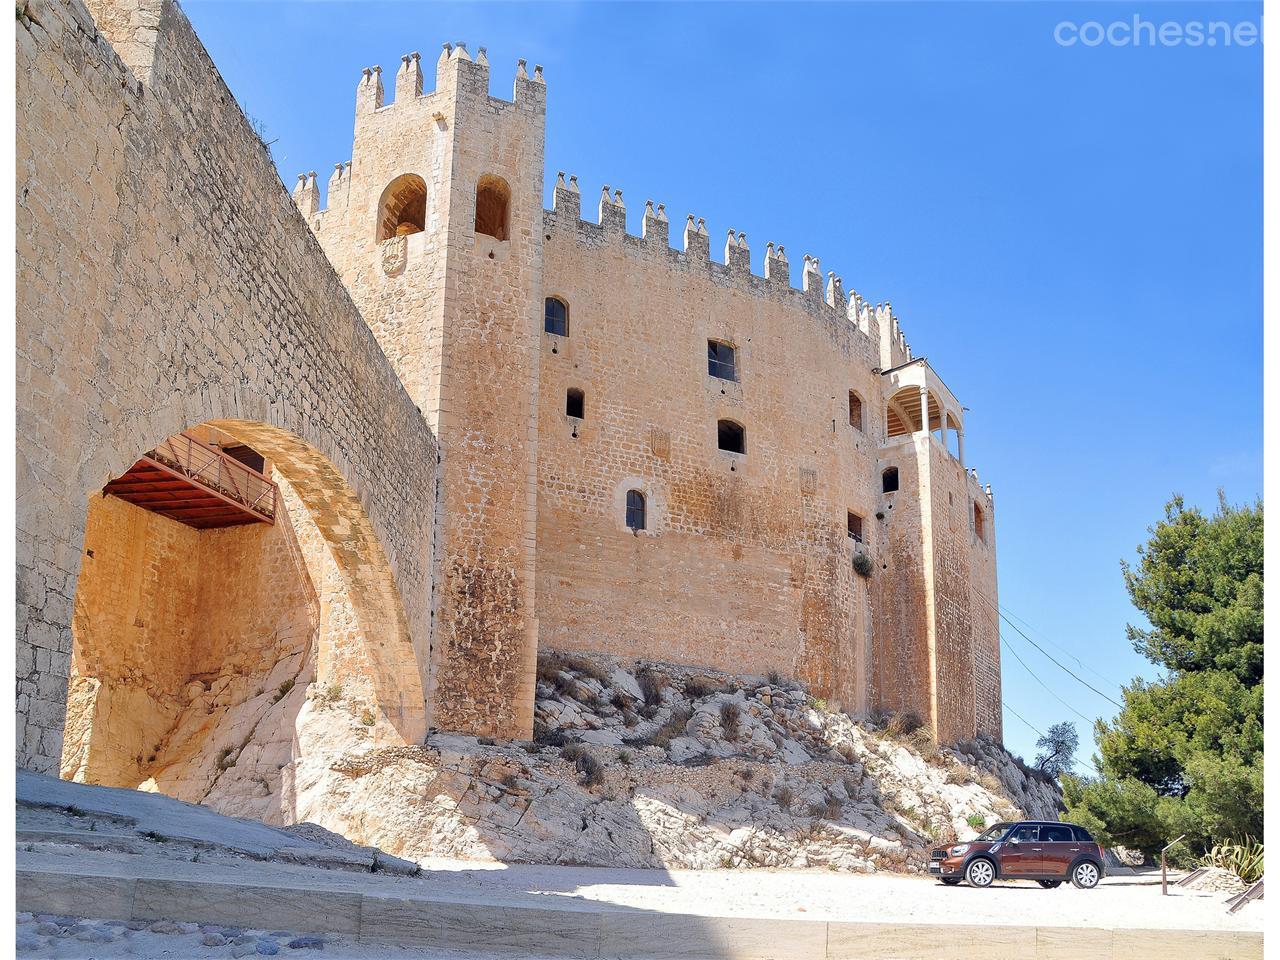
left=1072, top=826, right=1093, bottom=842
left=1009, top=825, right=1039, bottom=842
left=976, top=822, right=1013, bottom=841
left=1042, top=825, right=1073, bottom=842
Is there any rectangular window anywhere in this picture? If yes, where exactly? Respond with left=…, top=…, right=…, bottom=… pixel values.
left=847, top=511, right=863, bottom=543
left=707, top=340, right=737, bottom=381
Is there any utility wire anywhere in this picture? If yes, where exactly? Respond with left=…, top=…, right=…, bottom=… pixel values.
left=1000, top=633, right=1097, bottom=726
left=1001, top=700, right=1043, bottom=737
left=1001, top=699, right=1083, bottom=772
left=973, top=590, right=1125, bottom=709
left=995, top=600, right=1127, bottom=690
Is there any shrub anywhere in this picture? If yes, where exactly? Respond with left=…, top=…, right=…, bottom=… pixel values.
left=766, top=669, right=784, bottom=687
left=520, top=741, right=541, bottom=755
left=478, top=736, right=496, bottom=746
left=774, top=785, right=795, bottom=811
left=807, top=697, right=827, bottom=712
left=360, top=709, right=376, bottom=726
left=644, top=707, right=692, bottom=749
left=852, top=553, right=874, bottom=577
left=843, top=776, right=861, bottom=798
left=823, top=798, right=844, bottom=820
left=739, top=767, right=755, bottom=783
left=537, top=650, right=610, bottom=685
left=945, top=767, right=974, bottom=786
left=685, top=676, right=722, bottom=699
left=576, top=752, right=604, bottom=788
left=618, top=750, right=632, bottom=765
left=885, top=710, right=924, bottom=739
left=720, top=702, right=742, bottom=741
left=533, top=725, right=567, bottom=747
left=272, top=678, right=295, bottom=704
left=1200, top=838, right=1264, bottom=885
left=610, top=690, right=629, bottom=710
left=808, top=801, right=828, bottom=818
left=638, top=669, right=669, bottom=707
left=560, top=744, right=586, bottom=763
left=977, top=771, right=1004, bottom=795
left=966, top=814, right=986, bottom=830
left=500, top=772, right=520, bottom=789
left=324, top=682, right=343, bottom=701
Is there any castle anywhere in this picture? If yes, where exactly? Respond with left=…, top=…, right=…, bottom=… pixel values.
left=16, top=0, right=1000, bottom=788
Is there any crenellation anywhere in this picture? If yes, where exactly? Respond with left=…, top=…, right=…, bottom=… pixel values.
left=356, top=65, right=383, bottom=113
left=17, top=0, right=1002, bottom=776
left=395, top=50, right=423, bottom=103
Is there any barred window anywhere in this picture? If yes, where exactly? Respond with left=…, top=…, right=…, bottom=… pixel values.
left=545, top=297, right=568, bottom=337
left=707, top=340, right=737, bottom=381
left=847, top=511, right=864, bottom=543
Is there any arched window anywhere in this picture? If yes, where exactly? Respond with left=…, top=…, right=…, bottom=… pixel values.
left=545, top=297, right=569, bottom=337
left=881, top=466, right=899, bottom=494
left=717, top=419, right=745, bottom=455
left=475, top=174, right=511, bottom=241
left=707, top=340, right=737, bottom=381
left=973, top=502, right=987, bottom=543
left=848, top=390, right=864, bottom=431
left=625, top=490, right=646, bottom=531
left=565, top=387, right=584, bottom=419
left=376, top=174, right=427, bottom=242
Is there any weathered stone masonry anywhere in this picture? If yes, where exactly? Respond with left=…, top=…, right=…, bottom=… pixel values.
left=16, top=0, right=437, bottom=772
left=16, top=0, right=1001, bottom=777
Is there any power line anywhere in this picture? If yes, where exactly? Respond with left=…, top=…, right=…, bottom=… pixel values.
left=973, top=590, right=1125, bottom=709
left=1001, top=699, right=1083, bottom=772
left=996, top=600, right=1127, bottom=690
left=1002, top=700, right=1043, bottom=737
left=1000, top=632, right=1097, bottom=726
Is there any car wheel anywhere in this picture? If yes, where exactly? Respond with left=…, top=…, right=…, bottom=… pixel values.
left=966, top=858, right=995, bottom=888
left=941, top=878, right=962, bottom=886
left=1037, top=880, right=1062, bottom=889
left=1071, top=861, right=1100, bottom=889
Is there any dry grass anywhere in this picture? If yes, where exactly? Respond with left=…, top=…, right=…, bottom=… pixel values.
left=885, top=710, right=924, bottom=739
left=720, top=701, right=742, bottom=741
left=643, top=707, right=691, bottom=748
left=638, top=669, right=670, bottom=707
left=685, top=676, right=724, bottom=699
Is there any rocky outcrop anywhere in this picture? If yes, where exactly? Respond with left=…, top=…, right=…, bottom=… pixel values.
left=267, top=654, right=1061, bottom=873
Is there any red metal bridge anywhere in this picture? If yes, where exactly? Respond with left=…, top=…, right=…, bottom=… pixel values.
left=103, top=432, right=277, bottom=529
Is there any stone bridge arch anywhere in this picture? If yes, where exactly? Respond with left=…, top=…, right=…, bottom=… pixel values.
left=16, top=0, right=438, bottom=771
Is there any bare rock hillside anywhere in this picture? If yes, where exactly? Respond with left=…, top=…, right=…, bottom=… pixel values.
left=282, top=653, right=1062, bottom=872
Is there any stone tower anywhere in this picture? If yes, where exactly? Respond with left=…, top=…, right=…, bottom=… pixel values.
left=303, top=44, right=547, bottom=738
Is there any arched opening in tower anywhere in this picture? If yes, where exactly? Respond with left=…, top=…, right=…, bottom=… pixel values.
left=59, top=422, right=418, bottom=823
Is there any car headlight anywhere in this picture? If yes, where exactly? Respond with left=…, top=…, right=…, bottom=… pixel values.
left=949, top=844, right=971, bottom=856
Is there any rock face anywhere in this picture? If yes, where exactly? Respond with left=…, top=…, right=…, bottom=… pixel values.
left=240, top=653, right=1062, bottom=873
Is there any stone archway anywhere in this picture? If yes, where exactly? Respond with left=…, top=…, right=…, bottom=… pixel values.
left=59, top=420, right=427, bottom=821
left=16, top=0, right=441, bottom=773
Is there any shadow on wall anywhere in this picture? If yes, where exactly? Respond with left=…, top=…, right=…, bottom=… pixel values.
left=60, top=421, right=424, bottom=826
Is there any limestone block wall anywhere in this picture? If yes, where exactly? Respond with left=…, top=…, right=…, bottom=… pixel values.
left=536, top=194, right=882, bottom=711
left=16, top=0, right=438, bottom=772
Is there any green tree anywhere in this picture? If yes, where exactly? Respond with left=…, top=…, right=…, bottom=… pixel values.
left=1034, top=721, right=1079, bottom=777
left=1063, top=494, right=1263, bottom=854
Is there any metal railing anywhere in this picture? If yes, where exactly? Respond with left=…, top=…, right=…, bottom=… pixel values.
left=148, top=432, right=277, bottom=522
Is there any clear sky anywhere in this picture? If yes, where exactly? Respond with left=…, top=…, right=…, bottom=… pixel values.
left=184, top=1, right=1262, bottom=765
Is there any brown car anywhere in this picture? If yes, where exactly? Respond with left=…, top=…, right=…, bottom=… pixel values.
left=928, top=821, right=1106, bottom=889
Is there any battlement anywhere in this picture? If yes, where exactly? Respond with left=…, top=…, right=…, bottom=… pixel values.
left=547, top=172, right=910, bottom=347
left=353, top=41, right=544, bottom=117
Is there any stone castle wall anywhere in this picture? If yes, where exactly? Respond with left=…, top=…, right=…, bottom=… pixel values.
left=16, top=0, right=439, bottom=772
left=17, top=0, right=1003, bottom=777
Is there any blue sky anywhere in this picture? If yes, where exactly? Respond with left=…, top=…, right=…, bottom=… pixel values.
left=184, top=1, right=1262, bottom=765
